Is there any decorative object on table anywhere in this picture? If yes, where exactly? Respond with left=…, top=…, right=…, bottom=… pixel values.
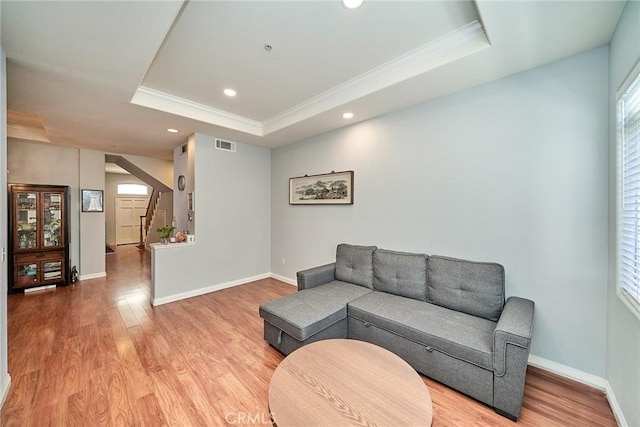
left=186, top=234, right=195, bottom=243
left=81, top=189, right=104, bottom=213
left=289, top=170, right=354, bottom=205
left=156, top=225, right=175, bottom=244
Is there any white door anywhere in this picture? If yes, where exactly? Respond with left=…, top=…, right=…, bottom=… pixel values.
left=116, top=197, right=148, bottom=245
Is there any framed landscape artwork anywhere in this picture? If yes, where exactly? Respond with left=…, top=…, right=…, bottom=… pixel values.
left=289, top=171, right=354, bottom=205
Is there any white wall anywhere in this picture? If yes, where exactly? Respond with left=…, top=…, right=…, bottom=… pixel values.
left=152, top=133, right=271, bottom=303
left=607, top=1, right=640, bottom=426
left=0, top=46, right=11, bottom=408
left=271, top=47, right=609, bottom=377
left=79, top=150, right=105, bottom=278
left=121, top=154, right=173, bottom=191
left=172, top=137, right=194, bottom=234
left=8, top=141, right=81, bottom=270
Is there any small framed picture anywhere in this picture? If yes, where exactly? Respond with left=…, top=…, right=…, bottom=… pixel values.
left=81, top=189, right=104, bottom=213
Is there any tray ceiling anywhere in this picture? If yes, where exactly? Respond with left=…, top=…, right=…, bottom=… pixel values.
left=1, top=1, right=627, bottom=159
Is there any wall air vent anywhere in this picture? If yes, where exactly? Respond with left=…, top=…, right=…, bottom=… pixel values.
left=215, top=138, right=236, bottom=152
left=181, top=144, right=187, bottom=155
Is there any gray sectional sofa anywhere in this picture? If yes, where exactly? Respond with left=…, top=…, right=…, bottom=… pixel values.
left=259, top=244, right=534, bottom=421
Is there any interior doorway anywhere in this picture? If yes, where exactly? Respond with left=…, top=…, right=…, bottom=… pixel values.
left=104, top=158, right=173, bottom=250
left=115, top=196, right=148, bottom=245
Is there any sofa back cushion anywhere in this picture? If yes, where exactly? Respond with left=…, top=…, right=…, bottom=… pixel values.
left=335, top=244, right=377, bottom=288
left=373, top=249, right=428, bottom=301
left=427, top=255, right=505, bottom=321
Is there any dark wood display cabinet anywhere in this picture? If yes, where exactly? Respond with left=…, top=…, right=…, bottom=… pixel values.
left=8, top=184, right=70, bottom=293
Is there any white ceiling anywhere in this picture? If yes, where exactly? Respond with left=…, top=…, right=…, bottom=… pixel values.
left=1, top=1, right=626, bottom=160
left=142, top=1, right=480, bottom=121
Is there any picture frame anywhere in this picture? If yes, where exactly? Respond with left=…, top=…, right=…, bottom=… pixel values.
left=188, top=191, right=194, bottom=211
left=289, top=171, right=354, bottom=205
left=81, top=189, right=104, bottom=213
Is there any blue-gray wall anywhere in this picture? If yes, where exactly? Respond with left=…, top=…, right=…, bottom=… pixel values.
left=272, top=47, right=609, bottom=377
left=152, top=133, right=271, bottom=304
left=607, top=1, right=640, bottom=426
left=193, top=134, right=271, bottom=285
left=0, top=45, right=10, bottom=407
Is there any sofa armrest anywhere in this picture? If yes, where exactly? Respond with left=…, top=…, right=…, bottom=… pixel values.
left=492, top=296, right=534, bottom=420
left=297, top=263, right=336, bottom=291
left=493, top=296, right=534, bottom=376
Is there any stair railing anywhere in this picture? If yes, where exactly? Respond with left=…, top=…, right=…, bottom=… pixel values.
left=138, top=189, right=160, bottom=247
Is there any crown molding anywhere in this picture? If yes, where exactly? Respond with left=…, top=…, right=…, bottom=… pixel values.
left=7, top=110, right=51, bottom=143
left=131, top=86, right=263, bottom=136
left=262, top=20, right=489, bottom=134
left=130, top=21, right=489, bottom=138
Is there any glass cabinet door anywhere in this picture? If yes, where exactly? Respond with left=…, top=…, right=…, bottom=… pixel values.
left=43, top=260, right=63, bottom=282
left=17, top=262, right=39, bottom=287
left=15, top=192, right=38, bottom=250
left=43, top=192, right=63, bottom=247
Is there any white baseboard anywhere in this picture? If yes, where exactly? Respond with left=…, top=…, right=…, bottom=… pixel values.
left=529, top=355, right=630, bottom=425
left=605, top=380, right=629, bottom=427
left=151, top=273, right=271, bottom=306
left=79, top=272, right=106, bottom=281
left=0, top=373, right=11, bottom=409
left=24, top=285, right=56, bottom=293
left=528, top=354, right=606, bottom=390
left=148, top=273, right=630, bottom=425
left=270, top=273, right=296, bottom=286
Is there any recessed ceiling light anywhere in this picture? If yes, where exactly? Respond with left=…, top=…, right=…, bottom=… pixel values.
left=342, top=112, right=354, bottom=119
left=167, top=128, right=179, bottom=133
left=224, top=88, right=237, bottom=97
left=342, top=0, right=363, bottom=9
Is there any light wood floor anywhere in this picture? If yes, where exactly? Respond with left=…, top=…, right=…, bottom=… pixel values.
left=1, top=246, right=616, bottom=426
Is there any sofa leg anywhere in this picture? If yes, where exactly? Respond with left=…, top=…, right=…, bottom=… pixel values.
left=494, top=408, right=517, bottom=422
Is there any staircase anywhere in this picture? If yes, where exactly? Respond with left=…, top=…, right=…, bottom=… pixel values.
left=138, top=189, right=161, bottom=248
left=104, top=154, right=173, bottom=250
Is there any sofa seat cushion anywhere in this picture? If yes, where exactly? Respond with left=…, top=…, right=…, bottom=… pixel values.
left=348, top=291, right=496, bottom=370
left=335, top=244, right=377, bottom=288
left=259, top=281, right=372, bottom=341
left=373, top=249, right=428, bottom=301
left=427, top=255, right=505, bottom=321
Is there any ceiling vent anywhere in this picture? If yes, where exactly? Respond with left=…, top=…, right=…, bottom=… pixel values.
left=215, top=138, right=236, bottom=152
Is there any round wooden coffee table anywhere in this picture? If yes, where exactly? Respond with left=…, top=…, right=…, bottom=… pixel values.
left=268, top=339, right=432, bottom=426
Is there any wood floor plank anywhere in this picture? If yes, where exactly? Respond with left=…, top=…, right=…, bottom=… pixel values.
left=0, top=371, right=39, bottom=426
left=120, top=353, right=153, bottom=400
left=136, top=393, right=168, bottom=427
left=148, top=369, right=207, bottom=426
left=67, top=390, right=86, bottom=427
left=0, top=245, right=618, bottom=426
